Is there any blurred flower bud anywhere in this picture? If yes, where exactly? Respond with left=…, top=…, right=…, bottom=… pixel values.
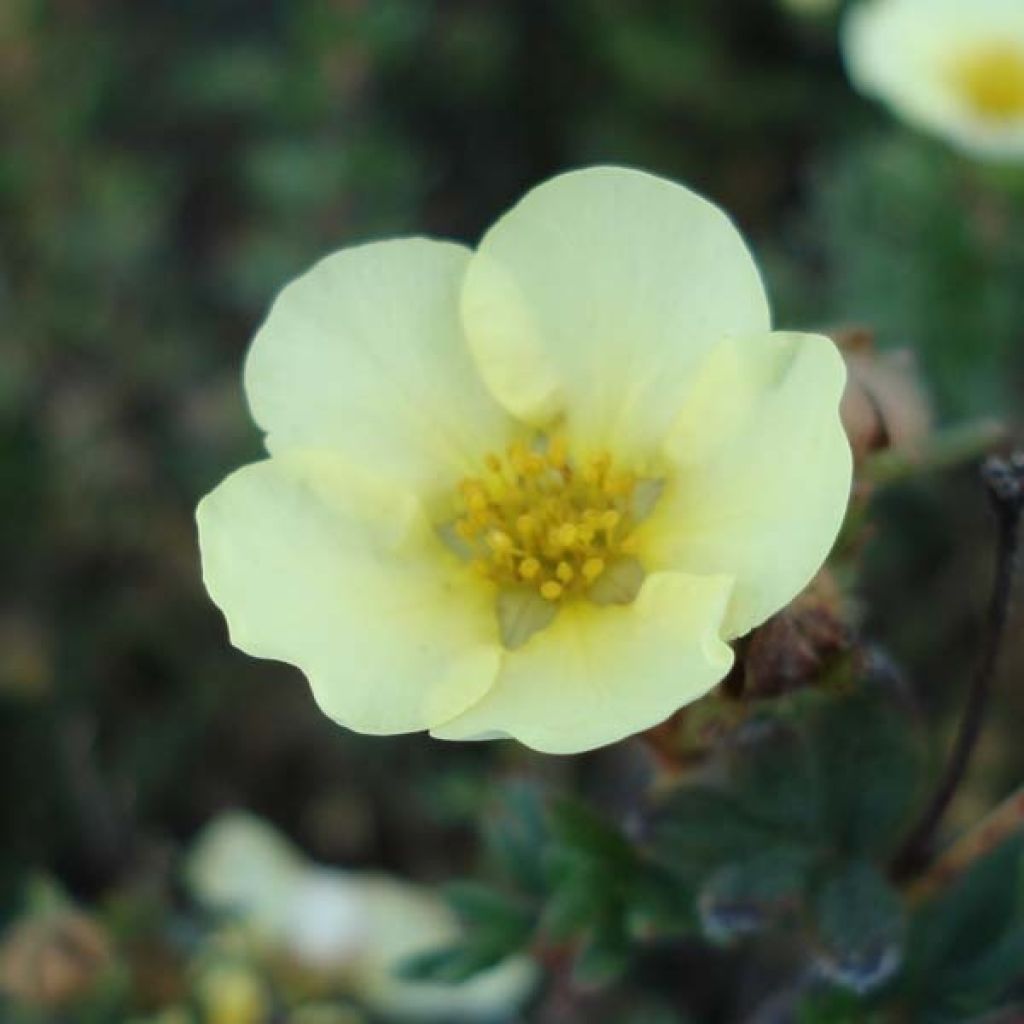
left=739, top=571, right=849, bottom=699
left=196, top=963, right=271, bottom=1024
left=833, top=326, right=932, bottom=466
left=350, top=875, right=536, bottom=1022
left=0, top=908, right=112, bottom=1008
left=186, top=811, right=306, bottom=941
left=279, top=869, right=368, bottom=973
left=187, top=813, right=536, bottom=1022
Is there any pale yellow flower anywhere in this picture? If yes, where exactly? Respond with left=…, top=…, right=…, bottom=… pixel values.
left=843, top=0, right=1024, bottom=159
left=187, top=813, right=536, bottom=1022
left=197, top=167, right=850, bottom=754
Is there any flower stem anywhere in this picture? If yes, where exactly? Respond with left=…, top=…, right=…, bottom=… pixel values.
left=891, top=453, right=1024, bottom=883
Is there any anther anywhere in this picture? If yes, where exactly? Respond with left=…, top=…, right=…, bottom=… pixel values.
left=556, top=561, right=574, bottom=583
left=556, top=523, right=578, bottom=547
left=488, top=530, right=514, bottom=553
left=519, top=557, right=541, bottom=580
left=601, top=509, right=621, bottom=530
left=516, top=514, right=537, bottom=537
left=582, top=557, right=605, bottom=582
left=540, top=580, right=564, bottom=601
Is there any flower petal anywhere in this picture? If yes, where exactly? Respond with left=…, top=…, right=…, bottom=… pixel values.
left=461, top=167, right=770, bottom=462
left=196, top=451, right=501, bottom=734
left=244, top=239, right=512, bottom=491
left=643, top=331, right=851, bottom=639
left=431, top=572, right=734, bottom=755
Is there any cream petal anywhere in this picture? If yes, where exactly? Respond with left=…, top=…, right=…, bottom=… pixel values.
left=644, top=330, right=852, bottom=639
left=196, top=451, right=501, bottom=735
left=244, top=238, right=512, bottom=491
left=461, top=167, right=770, bottom=463
left=431, top=572, right=734, bottom=755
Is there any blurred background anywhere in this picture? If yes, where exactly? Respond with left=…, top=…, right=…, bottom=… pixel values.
left=2, top=0, right=1023, bottom=1021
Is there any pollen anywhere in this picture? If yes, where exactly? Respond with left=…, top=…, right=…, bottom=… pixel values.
left=950, top=43, right=1024, bottom=120
left=452, top=436, right=648, bottom=602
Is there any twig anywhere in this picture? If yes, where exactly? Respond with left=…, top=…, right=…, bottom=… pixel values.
left=908, top=783, right=1024, bottom=905
left=865, top=418, right=1006, bottom=486
left=890, top=452, right=1024, bottom=882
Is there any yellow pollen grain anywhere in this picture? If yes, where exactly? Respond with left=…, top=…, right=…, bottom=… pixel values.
left=488, top=530, right=513, bottom=553
left=519, top=557, right=541, bottom=580
left=451, top=438, right=648, bottom=603
left=601, top=509, right=621, bottom=530
left=556, top=523, right=578, bottom=546
left=516, top=514, right=537, bottom=537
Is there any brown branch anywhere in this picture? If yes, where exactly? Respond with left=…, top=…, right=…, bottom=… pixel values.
left=891, top=453, right=1024, bottom=882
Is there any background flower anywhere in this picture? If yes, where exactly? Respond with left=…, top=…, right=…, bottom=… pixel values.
left=842, top=0, right=1024, bottom=159
left=187, top=813, right=536, bottom=1022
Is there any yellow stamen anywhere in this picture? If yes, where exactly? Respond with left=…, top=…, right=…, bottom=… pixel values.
left=950, top=43, right=1024, bottom=120
left=451, top=436, right=655, bottom=603
left=519, top=557, right=541, bottom=580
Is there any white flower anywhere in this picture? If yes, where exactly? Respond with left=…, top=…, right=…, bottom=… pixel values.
left=187, top=814, right=535, bottom=1021
left=843, top=0, right=1024, bottom=159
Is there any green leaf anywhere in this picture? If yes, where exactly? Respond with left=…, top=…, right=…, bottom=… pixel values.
left=813, top=693, right=923, bottom=858
left=730, top=722, right=825, bottom=839
left=904, top=839, right=1024, bottom=1018
left=626, top=865, right=697, bottom=937
left=937, top=924, right=1024, bottom=1016
left=443, top=881, right=533, bottom=941
left=652, top=787, right=782, bottom=875
left=908, top=839, right=1024, bottom=985
left=549, top=797, right=633, bottom=866
left=399, top=942, right=511, bottom=984
left=698, top=846, right=814, bottom=945
left=572, top=920, right=632, bottom=988
left=542, top=876, right=598, bottom=942
left=813, top=861, right=906, bottom=995
left=484, top=783, right=549, bottom=896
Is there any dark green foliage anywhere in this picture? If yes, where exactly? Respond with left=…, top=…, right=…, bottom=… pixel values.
left=650, top=692, right=926, bottom=1002
left=812, top=861, right=905, bottom=995
left=405, top=785, right=695, bottom=991
left=897, top=840, right=1024, bottom=1022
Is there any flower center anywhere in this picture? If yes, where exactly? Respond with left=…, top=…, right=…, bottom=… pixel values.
left=949, top=43, right=1024, bottom=120
left=453, top=437, right=644, bottom=603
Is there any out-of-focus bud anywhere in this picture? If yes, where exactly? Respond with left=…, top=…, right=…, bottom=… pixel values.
left=740, top=571, right=850, bottom=700
left=187, top=813, right=536, bottom=1022
left=351, top=875, right=536, bottom=1023
left=196, top=962, right=271, bottom=1024
left=832, top=326, right=932, bottom=467
left=186, top=811, right=306, bottom=942
left=0, top=908, right=112, bottom=1008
